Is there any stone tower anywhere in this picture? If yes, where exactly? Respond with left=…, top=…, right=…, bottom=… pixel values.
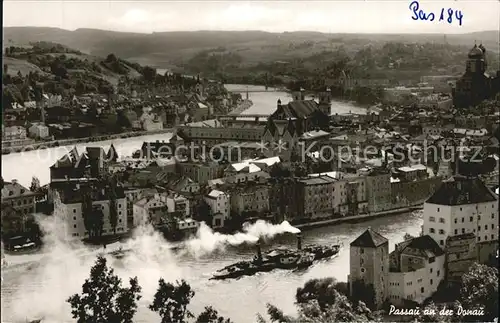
left=348, top=228, right=389, bottom=309
left=292, top=87, right=305, bottom=101
left=317, top=87, right=332, bottom=116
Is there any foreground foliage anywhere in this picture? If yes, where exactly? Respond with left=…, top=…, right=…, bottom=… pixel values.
left=67, top=257, right=142, bottom=323
left=258, top=277, right=378, bottom=323
left=67, top=256, right=231, bottom=323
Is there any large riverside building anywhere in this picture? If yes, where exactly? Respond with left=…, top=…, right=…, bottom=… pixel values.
left=57, top=181, right=128, bottom=239
left=349, top=177, right=498, bottom=309
left=422, top=175, right=498, bottom=262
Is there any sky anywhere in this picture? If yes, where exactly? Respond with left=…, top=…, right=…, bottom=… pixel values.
left=3, top=0, right=500, bottom=34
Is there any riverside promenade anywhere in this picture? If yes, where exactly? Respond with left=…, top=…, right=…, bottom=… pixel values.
left=295, top=205, right=424, bottom=230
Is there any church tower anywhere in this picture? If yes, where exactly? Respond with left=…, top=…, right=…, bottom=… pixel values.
left=348, top=228, right=389, bottom=309
left=292, top=87, right=305, bottom=101
left=466, top=44, right=487, bottom=75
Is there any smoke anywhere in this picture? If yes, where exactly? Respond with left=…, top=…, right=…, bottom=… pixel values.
left=2, top=194, right=184, bottom=323
left=2, top=194, right=300, bottom=322
left=183, top=220, right=301, bottom=258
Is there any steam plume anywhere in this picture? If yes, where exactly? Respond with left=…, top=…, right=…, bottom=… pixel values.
left=183, top=220, right=301, bottom=258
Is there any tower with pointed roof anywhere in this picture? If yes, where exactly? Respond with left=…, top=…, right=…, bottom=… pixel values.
left=262, top=118, right=279, bottom=145
left=348, top=228, right=389, bottom=309
left=281, top=118, right=297, bottom=145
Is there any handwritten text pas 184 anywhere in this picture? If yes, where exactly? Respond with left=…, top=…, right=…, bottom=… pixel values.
left=409, top=1, right=463, bottom=26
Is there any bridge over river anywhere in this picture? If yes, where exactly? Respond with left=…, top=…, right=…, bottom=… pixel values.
left=228, top=87, right=286, bottom=93
left=214, top=114, right=271, bottom=119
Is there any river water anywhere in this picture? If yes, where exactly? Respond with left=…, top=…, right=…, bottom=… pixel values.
left=0, top=85, right=422, bottom=323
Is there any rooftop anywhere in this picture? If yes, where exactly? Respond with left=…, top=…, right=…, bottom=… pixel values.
left=396, top=235, right=445, bottom=258
left=1, top=181, right=37, bottom=199
left=208, top=190, right=226, bottom=198
left=298, top=175, right=337, bottom=185
left=426, top=176, right=498, bottom=206
left=351, top=228, right=388, bottom=248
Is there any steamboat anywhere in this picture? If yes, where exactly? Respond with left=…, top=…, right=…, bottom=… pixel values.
left=210, top=233, right=340, bottom=280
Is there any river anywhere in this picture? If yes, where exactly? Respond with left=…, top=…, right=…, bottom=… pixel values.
left=0, top=85, right=422, bottom=323
left=1, top=84, right=365, bottom=188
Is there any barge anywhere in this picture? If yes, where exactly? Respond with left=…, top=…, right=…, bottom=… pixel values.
left=210, top=233, right=340, bottom=280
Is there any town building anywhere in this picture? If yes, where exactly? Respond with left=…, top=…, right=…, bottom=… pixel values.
left=268, top=178, right=300, bottom=222
left=133, top=192, right=191, bottom=228
left=395, top=164, right=428, bottom=182
left=2, top=125, right=27, bottom=141
left=59, top=184, right=128, bottom=239
left=133, top=136, right=184, bottom=159
left=28, top=123, right=50, bottom=139
left=296, top=175, right=337, bottom=219
left=422, top=125, right=445, bottom=137
left=230, top=183, right=269, bottom=217
left=177, top=119, right=264, bottom=146
left=204, top=190, right=230, bottom=228
left=1, top=180, right=38, bottom=216
left=387, top=235, right=445, bottom=306
left=139, top=113, right=164, bottom=131
left=308, top=171, right=348, bottom=215
left=124, top=187, right=155, bottom=229
left=348, top=228, right=389, bottom=309
left=342, top=174, right=368, bottom=216
left=213, top=141, right=262, bottom=162
left=178, top=161, right=224, bottom=184
left=391, top=176, right=442, bottom=209
left=133, top=194, right=168, bottom=227
left=49, top=146, right=116, bottom=181
left=262, top=118, right=299, bottom=159
left=422, top=176, right=498, bottom=262
left=365, top=168, right=392, bottom=213
left=269, top=98, right=330, bottom=134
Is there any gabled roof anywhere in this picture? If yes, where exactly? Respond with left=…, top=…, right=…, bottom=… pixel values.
left=1, top=181, right=37, bottom=199
left=86, top=147, right=106, bottom=159
left=264, top=118, right=278, bottom=137
left=287, top=100, right=320, bottom=119
left=398, top=235, right=445, bottom=258
left=351, top=228, right=388, bottom=248
left=282, top=118, right=296, bottom=137
left=426, top=176, right=498, bottom=206
left=107, top=144, right=118, bottom=160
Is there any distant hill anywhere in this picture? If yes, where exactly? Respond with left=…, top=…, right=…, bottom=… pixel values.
left=2, top=41, right=146, bottom=107
left=4, top=27, right=499, bottom=68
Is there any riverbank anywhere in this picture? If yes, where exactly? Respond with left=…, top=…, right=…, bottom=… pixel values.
left=1, top=99, right=254, bottom=156
left=295, top=205, right=423, bottom=230
left=1, top=128, right=174, bottom=155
